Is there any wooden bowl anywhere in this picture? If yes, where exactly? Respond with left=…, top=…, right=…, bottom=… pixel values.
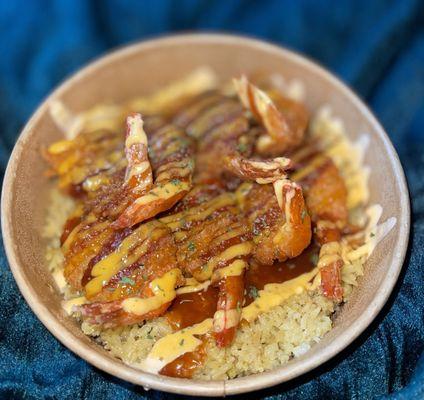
left=1, top=34, right=410, bottom=396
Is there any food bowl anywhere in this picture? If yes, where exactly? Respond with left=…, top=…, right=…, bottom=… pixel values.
left=1, top=34, right=410, bottom=396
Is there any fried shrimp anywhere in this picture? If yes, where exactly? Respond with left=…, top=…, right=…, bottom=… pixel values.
left=160, top=191, right=251, bottom=347
left=122, top=113, right=153, bottom=194
left=173, top=91, right=252, bottom=187
left=292, top=153, right=349, bottom=301
left=78, top=221, right=182, bottom=327
left=113, top=121, right=195, bottom=228
left=226, top=155, right=312, bottom=264
left=233, top=75, right=309, bottom=156
left=44, top=128, right=125, bottom=196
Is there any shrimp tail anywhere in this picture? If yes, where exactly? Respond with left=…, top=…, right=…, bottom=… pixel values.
left=213, top=272, right=245, bottom=348
left=224, top=154, right=292, bottom=184
left=271, top=179, right=312, bottom=259
left=123, top=113, right=153, bottom=194
left=317, top=242, right=344, bottom=302
left=233, top=75, right=308, bottom=156
left=113, top=123, right=195, bottom=229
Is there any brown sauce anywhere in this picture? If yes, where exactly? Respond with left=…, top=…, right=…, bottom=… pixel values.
left=166, top=285, right=219, bottom=330
left=68, top=183, right=85, bottom=199
left=60, top=216, right=81, bottom=245
left=159, top=342, right=207, bottom=378
left=159, top=286, right=218, bottom=378
left=245, top=243, right=319, bottom=305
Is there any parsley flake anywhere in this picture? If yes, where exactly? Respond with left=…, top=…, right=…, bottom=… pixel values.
left=179, top=339, right=185, bottom=346
left=370, top=232, right=375, bottom=238
left=248, top=285, right=259, bottom=299
left=119, top=276, right=135, bottom=286
left=301, top=209, right=308, bottom=222
left=237, top=143, right=247, bottom=153
left=310, top=253, right=319, bottom=266
left=187, top=242, right=196, bottom=252
left=171, top=178, right=181, bottom=186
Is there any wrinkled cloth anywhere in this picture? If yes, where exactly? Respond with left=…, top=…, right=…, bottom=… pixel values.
left=0, top=1, right=423, bottom=399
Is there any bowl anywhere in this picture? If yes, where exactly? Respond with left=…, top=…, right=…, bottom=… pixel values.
left=1, top=34, right=410, bottom=396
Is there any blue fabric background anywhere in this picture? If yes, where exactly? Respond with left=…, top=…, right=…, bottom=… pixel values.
left=0, top=0, right=423, bottom=399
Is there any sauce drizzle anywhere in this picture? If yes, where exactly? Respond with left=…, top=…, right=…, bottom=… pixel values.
left=160, top=286, right=218, bottom=378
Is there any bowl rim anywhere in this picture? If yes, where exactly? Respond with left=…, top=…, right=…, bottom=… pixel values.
left=1, top=33, right=410, bottom=397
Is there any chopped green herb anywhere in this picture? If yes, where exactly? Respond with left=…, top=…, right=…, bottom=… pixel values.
left=301, top=209, right=308, bottom=222
left=150, top=191, right=159, bottom=197
left=142, top=274, right=149, bottom=281
left=183, top=139, right=190, bottom=147
left=187, top=241, right=196, bottom=252
left=248, top=285, right=260, bottom=299
left=196, top=195, right=208, bottom=204
left=179, top=339, right=185, bottom=346
left=146, top=334, right=153, bottom=340
left=171, top=178, right=181, bottom=186
left=310, top=253, right=319, bottom=266
left=148, top=149, right=156, bottom=157
left=236, top=143, right=247, bottom=153
left=156, top=284, right=164, bottom=292
left=370, top=232, right=375, bottom=238
left=236, top=301, right=242, bottom=313
left=119, top=276, right=135, bottom=286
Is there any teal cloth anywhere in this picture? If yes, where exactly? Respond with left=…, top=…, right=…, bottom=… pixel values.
left=0, top=0, right=423, bottom=398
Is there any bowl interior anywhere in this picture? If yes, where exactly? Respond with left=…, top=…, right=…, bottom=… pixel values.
left=1, top=34, right=409, bottom=396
